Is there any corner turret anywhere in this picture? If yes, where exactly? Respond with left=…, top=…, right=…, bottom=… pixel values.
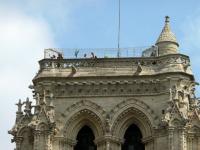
left=156, top=16, right=179, bottom=56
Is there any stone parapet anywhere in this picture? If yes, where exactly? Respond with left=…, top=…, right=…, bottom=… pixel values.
left=34, top=54, right=192, bottom=80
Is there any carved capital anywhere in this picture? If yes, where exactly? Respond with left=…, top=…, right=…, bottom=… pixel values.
left=95, top=135, right=123, bottom=146
left=15, top=136, right=23, bottom=144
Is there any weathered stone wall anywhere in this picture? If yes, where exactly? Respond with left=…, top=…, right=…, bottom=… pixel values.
left=9, top=54, right=200, bottom=150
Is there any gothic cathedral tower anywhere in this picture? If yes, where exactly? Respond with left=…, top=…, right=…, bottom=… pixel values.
left=9, top=17, right=200, bottom=150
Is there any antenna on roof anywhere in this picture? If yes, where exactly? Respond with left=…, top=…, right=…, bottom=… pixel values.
left=117, top=0, right=121, bottom=58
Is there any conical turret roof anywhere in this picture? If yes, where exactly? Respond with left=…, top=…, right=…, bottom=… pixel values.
left=156, top=16, right=179, bottom=46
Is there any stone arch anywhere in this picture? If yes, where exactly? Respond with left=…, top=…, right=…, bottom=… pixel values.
left=62, top=100, right=106, bottom=142
left=63, top=100, right=106, bottom=119
left=170, top=118, right=185, bottom=127
left=17, top=127, right=34, bottom=150
left=17, top=126, right=33, bottom=136
left=36, top=122, right=49, bottom=131
left=110, top=98, right=158, bottom=139
left=34, top=122, right=50, bottom=150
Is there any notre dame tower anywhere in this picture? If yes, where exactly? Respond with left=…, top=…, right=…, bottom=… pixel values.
left=9, top=17, right=200, bottom=150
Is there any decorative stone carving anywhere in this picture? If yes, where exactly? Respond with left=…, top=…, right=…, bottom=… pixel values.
left=23, top=98, right=32, bottom=116
left=16, top=99, right=23, bottom=114
left=134, top=62, right=142, bottom=75
left=39, top=54, right=190, bottom=70
left=105, top=113, right=112, bottom=133
left=110, top=98, right=158, bottom=125
left=9, top=93, right=57, bottom=150
left=62, top=100, right=106, bottom=138
left=34, top=77, right=175, bottom=98
left=161, top=79, right=200, bottom=130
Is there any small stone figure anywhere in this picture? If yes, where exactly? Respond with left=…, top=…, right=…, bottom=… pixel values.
left=189, top=83, right=196, bottom=99
left=71, top=65, right=77, bottom=74
left=16, top=99, right=23, bottom=113
left=35, top=93, right=40, bottom=106
left=161, top=103, right=173, bottom=125
left=24, top=98, right=32, bottom=116
left=42, top=90, right=47, bottom=105
left=134, top=62, right=142, bottom=75
left=169, top=88, right=173, bottom=101
left=105, top=113, right=111, bottom=133
left=47, top=108, right=55, bottom=124
left=47, top=94, right=55, bottom=123
left=34, top=93, right=41, bottom=115
left=172, top=85, right=179, bottom=100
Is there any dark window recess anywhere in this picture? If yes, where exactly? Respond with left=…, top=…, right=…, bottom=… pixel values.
left=74, top=126, right=97, bottom=150
left=122, top=124, right=145, bottom=150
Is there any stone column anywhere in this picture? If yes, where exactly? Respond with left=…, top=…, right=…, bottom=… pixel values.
left=65, top=138, right=76, bottom=150
left=187, top=135, right=194, bottom=150
left=33, top=131, right=40, bottom=150
left=168, top=127, right=174, bottom=150
left=95, top=139, right=105, bottom=150
left=15, top=137, right=23, bottom=150
left=34, top=130, right=53, bottom=150
left=45, top=132, right=53, bottom=150
left=95, top=135, right=122, bottom=150
left=197, top=136, right=200, bottom=150
left=178, top=128, right=187, bottom=150
left=143, top=136, right=154, bottom=150
left=57, top=137, right=66, bottom=150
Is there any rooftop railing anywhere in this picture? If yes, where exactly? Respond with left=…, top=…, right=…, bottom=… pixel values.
left=44, top=46, right=158, bottom=59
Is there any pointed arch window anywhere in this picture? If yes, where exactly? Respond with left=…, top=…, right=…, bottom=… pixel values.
left=122, top=124, right=144, bottom=150
left=74, top=125, right=97, bottom=150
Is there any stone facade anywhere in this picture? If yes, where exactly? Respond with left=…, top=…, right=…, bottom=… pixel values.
left=9, top=17, right=200, bottom=150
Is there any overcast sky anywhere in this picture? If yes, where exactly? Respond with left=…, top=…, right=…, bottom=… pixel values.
left=1, top=0, right=200, bottom=149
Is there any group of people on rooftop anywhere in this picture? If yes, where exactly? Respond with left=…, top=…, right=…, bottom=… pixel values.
left=84, top=52, right=97, bottom=59
left=50, top=53, right=63, bottom=59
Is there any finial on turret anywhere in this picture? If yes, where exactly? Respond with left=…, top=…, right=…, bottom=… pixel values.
left=165, top=16, right=170, bottom=23
left=155, top=16, right=179, bottom=56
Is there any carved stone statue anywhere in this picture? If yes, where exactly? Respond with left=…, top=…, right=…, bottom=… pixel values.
left=47, top=109, right=55, bottom=124
left=134, top=62, right=142, bottom=75
left=24, top=98, right=32, bottom=116
left=16, top=99, right=23, bottom=113
left=162, top=102, right=173, bottom=125
left=105, top=113, right=111, bottom=133
left=36, top=93, right=40, bottom=106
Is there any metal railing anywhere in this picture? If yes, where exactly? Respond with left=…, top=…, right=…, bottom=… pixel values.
left=44, top=46, right=158, bottom=59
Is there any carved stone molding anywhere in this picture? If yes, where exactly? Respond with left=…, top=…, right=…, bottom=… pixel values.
left=38, top=54, right=190, bottom=70
left=34, top=78, right=172, bottom=98
left=109, top=99, right=158, bottom=139
left=62, top=100, right=107, bottom=140
left=110, top=98, right=159, bottom=126
left=63, top=100, right=106, bottom=118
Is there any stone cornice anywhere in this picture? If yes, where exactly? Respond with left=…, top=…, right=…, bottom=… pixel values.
left=33, top=76, right=193, bottom=98
left=33, top=72, right=194, bottom=85
left=33, top=53, right=192, bottom=81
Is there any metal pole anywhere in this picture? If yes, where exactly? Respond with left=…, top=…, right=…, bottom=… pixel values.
left=117, top=0, right=121, bottom=58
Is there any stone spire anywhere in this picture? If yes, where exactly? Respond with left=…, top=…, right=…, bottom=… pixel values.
left=156, top=16, right=179, bottom=56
